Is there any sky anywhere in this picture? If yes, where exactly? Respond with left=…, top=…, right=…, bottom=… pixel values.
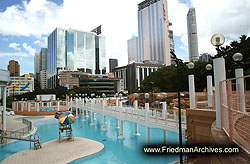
left=0, top=0, right=249, bottom=75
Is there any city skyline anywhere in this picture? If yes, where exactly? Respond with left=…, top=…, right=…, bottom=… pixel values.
left=0, top=0, right=249, bottom=75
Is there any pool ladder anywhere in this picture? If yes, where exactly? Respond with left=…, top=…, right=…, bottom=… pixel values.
left=30, top=134, right=42, bottom=150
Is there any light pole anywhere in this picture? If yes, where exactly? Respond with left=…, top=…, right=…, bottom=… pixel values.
left=187, top=62, right=195, bottom=109
left=134, top=93, right=138, bottom=108
left=144, top=93, right=150, bottom=145
left=115, top=93, right=119, bottom=106
left=170, top=51, right=183, bottom=164
left=211, top=33, right=226, bottom=129
left=206, top=64, right=213, bottom=107
left=233, top=52, right=245, bottom=112
left=102, top=93, right=106, bottom=106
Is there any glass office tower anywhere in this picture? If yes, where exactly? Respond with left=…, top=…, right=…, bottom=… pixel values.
left=47, top=28, right=106, bottom=88
left=127, top=0, right=171, bottom=66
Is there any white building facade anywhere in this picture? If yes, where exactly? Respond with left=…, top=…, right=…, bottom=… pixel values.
left=187, top=8, right=199, bottom=62
left=128, top=0, right=171, bottom=66
left=7, top=76, right=34, bottom=96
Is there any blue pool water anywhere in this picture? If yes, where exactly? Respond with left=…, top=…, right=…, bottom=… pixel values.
left=14, top=116, right=45, bottom=121
left=0, top=114, right=184, bottom=163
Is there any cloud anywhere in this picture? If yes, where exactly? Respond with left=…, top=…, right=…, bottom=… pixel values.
left=22, top=43, right=36, bottom=56
left=8, top=42, right=21, bottom=50
left=0, top=52, right=29, bottom=57
left=0, top=0, right=249, bottom=66
left=34, top=36, right=47, bottom=47
left=169, top=0, right=250, bottom=58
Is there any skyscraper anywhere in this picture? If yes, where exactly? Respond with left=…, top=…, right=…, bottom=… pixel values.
left=34, top=53, right=40, bottom=77
left=47, top=27, right=106, bottom=88
left=187, top=8, right=199, bottom=62
left=128, top=0, right=171, bottom=66
left=8, top=60, right=20, bottom=77
left=109, top=58, right=118, bottom=72
left=40, top=48, right=47, bottom=71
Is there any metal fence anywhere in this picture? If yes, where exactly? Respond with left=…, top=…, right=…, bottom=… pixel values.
left=220, top=75, right=250, bottom=154
left=0, top=118, right=32, bottom=143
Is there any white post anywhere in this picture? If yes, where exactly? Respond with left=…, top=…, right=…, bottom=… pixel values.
left=70, top=97, right=73, bottom=113
left=82, top=109, right=86, bottom=121
left=21, top=102, right=24, bottom=112
left=134, top=123, right=140, bottom=136
left=57, top=101, right=60, bottom=111
left=162, top=101, right=168, bottom=125
left=2, top=86, right=7, bottom=131
left=28, top=102, right=31, bottom=112
left=37, top=102, right=40, bottom=112
left=207, top=75, right=213, bottom=107
left=116, top=97, right=119, bottom=106
left=163, top=130, right=167, bottom=144
left=213, top=58, right=227, bottom=128
left=75, top=98, right=78, bottom=118
left=116, top=119, right=120, bottom=129
left=119, top=101, right=122, bottom=115
left=101, top=115, right=107, bottom=131
left=90, top=112, right=94, bottom=125
left=188, top=74, right=196, bottom=109
left=145, top=103, right=149, bottom=122
left=118, top=120, right=125, bottom=139
left=146, top=127, right=150, bottom=145
left=235, top=68, right=245, bottom=112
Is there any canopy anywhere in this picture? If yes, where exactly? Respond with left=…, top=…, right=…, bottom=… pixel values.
left=59, top=112, right=75, bottom=125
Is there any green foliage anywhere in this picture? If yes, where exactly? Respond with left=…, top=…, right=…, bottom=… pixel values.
left=213, top=35, right=250, bottom=78
left=139, top=35, right=250, bottom=93
left=140, top=62, right=208, bottom=92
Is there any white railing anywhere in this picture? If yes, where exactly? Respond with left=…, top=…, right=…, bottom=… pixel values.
left=71, top=100, right=186, bottom=133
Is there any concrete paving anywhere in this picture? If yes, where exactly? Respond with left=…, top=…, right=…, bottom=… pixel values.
left=1, top=137, right=104, bottom=164
left=0, top=115, right=26, bottom=131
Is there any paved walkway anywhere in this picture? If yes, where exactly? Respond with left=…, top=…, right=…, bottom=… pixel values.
left=1, top=137, right=104, bottom=164
left=0, top=115, right=26, bottom=131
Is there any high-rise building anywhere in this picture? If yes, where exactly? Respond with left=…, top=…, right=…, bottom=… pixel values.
left=109, top=58, right=118, bottom=72
left=113, top=61, right=165, bottom=93
left=40, top=70, right=47, bottom=89
left=187, top=8, right=199, bottom=62
left=40, top=48, right=47, bottom=71
left=128, top=0, right=171, bottom=66
left=47, top=27, right=106, bottom=88
left=7, top=60, right=20, bottom=77
left=34, top=52, right=40, bottom=79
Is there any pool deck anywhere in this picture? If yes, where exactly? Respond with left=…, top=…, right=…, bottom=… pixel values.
left=1, top=137, right=104, bottom=164
left=0, top=115, right=27, bottom=131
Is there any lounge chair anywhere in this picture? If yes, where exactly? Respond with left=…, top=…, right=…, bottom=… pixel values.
left=10, top=111, right=15, bottom=116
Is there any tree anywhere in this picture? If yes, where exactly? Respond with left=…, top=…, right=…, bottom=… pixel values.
left=139, top=35, right=250, bottom=93
left=213, top=35, right=250, bottom=78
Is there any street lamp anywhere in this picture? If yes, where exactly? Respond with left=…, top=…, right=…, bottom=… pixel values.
left=119, top=93, right=122, bottom=102
left=170, top=51, right=183, bottom=164
left=233, top=52, right=243, bottom=62
left=211, top=33, right=227, bottom=129
left=206, top=64, right=213, bottom=107
left=187, top=62, right=195, bottom=109
left=115, top=93, right=119, bottom=106
left=102, top=93, right=106, bottom=106
left=134, top=93, right=138, bottom=108
left=144, top=93, right=149, bottom=103
left=211, top=33, right=225, bottom=55
left=232, top=52, right=245, bottom=112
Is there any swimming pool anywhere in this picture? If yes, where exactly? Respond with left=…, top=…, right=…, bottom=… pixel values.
left=0, top=114, right=184, bottom=163
left=14, top=116, right=45, bottom=121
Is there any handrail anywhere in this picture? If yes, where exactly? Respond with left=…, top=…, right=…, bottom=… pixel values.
left=0, top=118, right=32, bottom=144
left=219, top=76, right=250, bottom=154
